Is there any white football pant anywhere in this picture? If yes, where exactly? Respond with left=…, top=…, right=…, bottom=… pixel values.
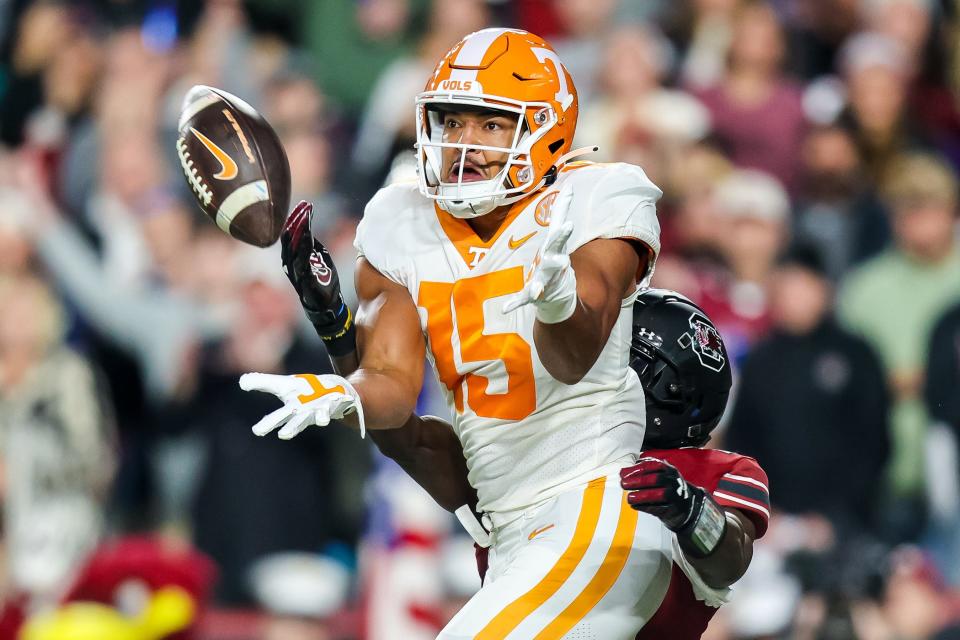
left=438, top=473, right=672, bottom=639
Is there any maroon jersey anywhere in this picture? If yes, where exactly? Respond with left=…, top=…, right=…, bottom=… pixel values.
left=636, top=447, right=770, bottom=640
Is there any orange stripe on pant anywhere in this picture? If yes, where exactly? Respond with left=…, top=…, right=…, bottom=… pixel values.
left=534, top=491, right=640, bottom=639
left=474, top=478, right=606, bottom=640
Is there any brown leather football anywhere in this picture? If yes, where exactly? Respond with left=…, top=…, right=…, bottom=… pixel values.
left=176, top=85, right=291, bottom=247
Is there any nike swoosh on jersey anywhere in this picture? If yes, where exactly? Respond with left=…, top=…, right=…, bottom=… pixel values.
left=190, top=127, right=239, bottom=180
left=527, top=523, right=555, bottom=540
left=508, top=231, right=537, bottom=250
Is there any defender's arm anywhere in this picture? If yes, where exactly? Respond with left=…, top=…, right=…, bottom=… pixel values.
left=684, top=508, right=756, bottom=588
left=621, top=457, right=759, bottom=589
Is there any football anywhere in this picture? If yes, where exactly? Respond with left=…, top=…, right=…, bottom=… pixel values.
left=176, top=85, right=291, bottom=247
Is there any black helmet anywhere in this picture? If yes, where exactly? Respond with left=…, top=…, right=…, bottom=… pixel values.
left=630, top=289, right=732, bottom=448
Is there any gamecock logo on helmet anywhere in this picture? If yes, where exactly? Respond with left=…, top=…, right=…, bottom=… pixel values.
left=679, top=314, right=726, bottom=372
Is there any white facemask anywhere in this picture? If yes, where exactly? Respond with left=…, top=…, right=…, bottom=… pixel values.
left=415, top=93, right=557, bottom=218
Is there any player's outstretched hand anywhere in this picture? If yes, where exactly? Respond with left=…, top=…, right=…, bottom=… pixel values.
left=281, top=201, right=355, bottom=355
left=239, top=372, right=365, bottom=439
left=502, top=187, right=577, bottom=324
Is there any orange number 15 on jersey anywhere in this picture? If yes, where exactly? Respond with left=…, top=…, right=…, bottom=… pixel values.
left=418, top=267, right=537, bottom=421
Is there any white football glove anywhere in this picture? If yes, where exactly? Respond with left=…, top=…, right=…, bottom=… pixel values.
left=239, top=372, right=365, bottom=439
left=502, top=187, right=578, bottom=324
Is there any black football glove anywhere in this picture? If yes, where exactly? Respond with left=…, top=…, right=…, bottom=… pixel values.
left=620, top=457, right=728, bottom=558
left=281, top=200, right=355, bottom=356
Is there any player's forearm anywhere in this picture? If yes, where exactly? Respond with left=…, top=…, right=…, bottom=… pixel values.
left=683, top=511, right=754, bottom=588
left=324, top=343, right=411, bottom=429
left=533, top=239, right=643, bottom=384
left=371, top=415, right=477, bottom=512
left=533, top=297, right=614, bottom=384
left=342, top=368, right=420, bottom=430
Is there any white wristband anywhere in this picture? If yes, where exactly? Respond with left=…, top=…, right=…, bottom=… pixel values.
left=682, top=496, right=727, bottom=558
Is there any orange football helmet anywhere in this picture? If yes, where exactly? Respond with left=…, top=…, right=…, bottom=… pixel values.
left=416, top=28, right=580, bottom=218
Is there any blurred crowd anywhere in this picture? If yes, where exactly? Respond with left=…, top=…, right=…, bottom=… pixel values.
left=1, top=0, right=960, bottom=638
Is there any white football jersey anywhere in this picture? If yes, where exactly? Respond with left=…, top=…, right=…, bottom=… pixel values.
left=355, top=162, right=662, bottom=515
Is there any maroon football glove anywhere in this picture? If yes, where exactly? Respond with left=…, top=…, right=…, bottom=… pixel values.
left=280, top=201, right=355, bottom=356
left=620, top=457, right=727, bottom=558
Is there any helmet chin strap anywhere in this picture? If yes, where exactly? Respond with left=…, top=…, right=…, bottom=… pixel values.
left=555, top=145, right=599, bottom=169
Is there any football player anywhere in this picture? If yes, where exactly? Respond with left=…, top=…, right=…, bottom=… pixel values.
left=282, top=204, right=768, bottom=637
left=620, top=289, right=769, bottom=639
left=244, top=28, right=671, bottom=637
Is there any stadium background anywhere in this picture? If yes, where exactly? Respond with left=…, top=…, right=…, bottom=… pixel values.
left=1, top=0, right=960, bottom=638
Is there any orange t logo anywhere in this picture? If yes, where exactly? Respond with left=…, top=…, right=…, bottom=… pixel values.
left=295, top=374, right=346, bottom=404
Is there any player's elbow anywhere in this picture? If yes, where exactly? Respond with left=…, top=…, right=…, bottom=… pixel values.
left=699, top=536, right=754, bottom=589
left=543, top=359, right=593, bottom=385
left=538, top=339, right=604, bottom=384
left=533, top=314, right=608, bottom=384
left=553, top=371, right=583, bottom=385
left=701, top=551, right=752, bottom=589
left=368, top=427, right=415, bottom=462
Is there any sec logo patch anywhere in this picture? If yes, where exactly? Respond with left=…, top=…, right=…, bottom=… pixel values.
left=534, top=191, right=558, bottom=227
